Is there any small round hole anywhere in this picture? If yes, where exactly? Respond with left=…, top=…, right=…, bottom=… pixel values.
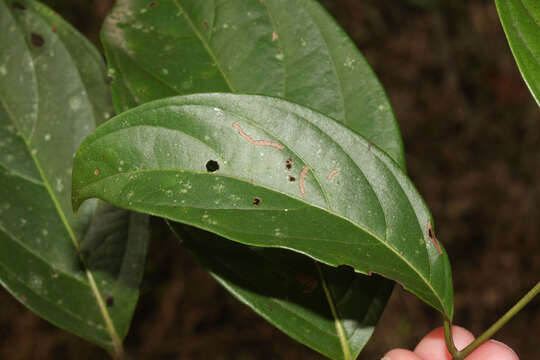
left=206, top=160, right=219, bottom=172
left=30, top=33, right=45, bottom=47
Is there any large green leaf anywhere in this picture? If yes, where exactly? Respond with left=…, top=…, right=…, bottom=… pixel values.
left=169, top=222, right=394, bottom=360
left=102, top=1, right=406, bottom=358
left=72, top=94, right=454, bottom=320
left=101, top=0, right=404, bottom=167
left=496, top=0, right=540, bottom=106
left=0, top=0, right=147, bottom=354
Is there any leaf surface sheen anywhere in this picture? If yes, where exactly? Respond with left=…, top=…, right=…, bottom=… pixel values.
left=0, top=0, right=147, bottom=352
left=102, top=0, right=405, bottom=167
left=73, top=94, right=454, bottom=321
left=496, top=0, right=540, bottom=105
left=101, top=1, right=413, bottom=358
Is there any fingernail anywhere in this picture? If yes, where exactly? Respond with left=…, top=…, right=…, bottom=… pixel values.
left=381, top=357, right=392, bottom=360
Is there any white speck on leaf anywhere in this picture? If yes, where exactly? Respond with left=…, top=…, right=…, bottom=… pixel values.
left=344, top=58, right=355, bottom=69
left=56, top=178, right=64, bottom=192
left=275, top=53, right=284, bottom=61
left=69, top=96, right=82, bottom=111
left=44, top=134, right=51, bottom=141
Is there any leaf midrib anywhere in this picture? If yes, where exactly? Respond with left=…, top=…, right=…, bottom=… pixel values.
left=0, top=9, right=123, bottom=350
left=172, top=0, right=236, bottom=92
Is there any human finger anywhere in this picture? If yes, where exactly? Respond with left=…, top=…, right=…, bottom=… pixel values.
left=381, top=348, right=424, bottom=360
left=465, top=339, right=519, bottom=360
left=414, top=325, right=475, bottom=360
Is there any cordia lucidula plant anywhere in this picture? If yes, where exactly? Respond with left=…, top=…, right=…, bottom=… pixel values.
left=0, top=0, right=538, bottom=359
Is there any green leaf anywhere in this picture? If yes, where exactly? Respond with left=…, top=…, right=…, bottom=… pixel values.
left=102, top=0, right=405, bottom=168
left=72, top=94, right=454, bottom=320
left=169, top=222, right=394, bottom=360
left=103, top=1, right=406, bottom=357
left=0, top=0, right=148, bottom=353
left=496, top=0, right=540, bottom=106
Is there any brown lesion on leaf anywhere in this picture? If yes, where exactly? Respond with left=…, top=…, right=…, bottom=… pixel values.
left=427, top=220, right=442, bottom=255
left=299, top=165, right=309, bottom=197
left=285, top=158, right=293, bottom=170
left=148, top=1, right=158, bottom=7
left=287, top=175, right=296, bottom=182
left=327, top=169, right=341, bottom=180
left=272, top=30, right=278, bottom=42
left=252, top=197, right=261, bottom=206
left=232, top=122, right=284, bottom=150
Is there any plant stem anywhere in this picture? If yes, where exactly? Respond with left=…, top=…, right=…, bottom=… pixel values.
left=443, top=318, right=459, bottom=357
left=445, top=281, right=540, bottom=359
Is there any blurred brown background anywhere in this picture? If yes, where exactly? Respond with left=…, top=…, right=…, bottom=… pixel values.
left=1, top=0, right=538, bottom=359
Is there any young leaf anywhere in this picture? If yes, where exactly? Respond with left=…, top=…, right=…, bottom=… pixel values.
left=101, top=0, right=405, bottom=168
left=169, top=222, right=394, bottom=360
left=72, top=94, right=454, bottom=319
left=0, top=0, right=147, bottom=353
left=495, top=0, right=540, bottom=106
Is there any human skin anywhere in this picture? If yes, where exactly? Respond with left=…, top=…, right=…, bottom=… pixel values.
left=382, top=326, right=519, bottom=360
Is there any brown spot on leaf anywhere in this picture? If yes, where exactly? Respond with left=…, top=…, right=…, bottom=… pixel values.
left=368, top=142, right=373, bottom=150
left=140, top=88, right=147, bottom=94
left=287, top=175, right=296, bottom=182
left=148, top=1, right=158, bottom=7
left=30, top=33, right=45, bottom=47
left=51, top=25, right=57, bottom=32
left=252, top=197, right=261, bottom=206
left=106, top=296, right=114, bottom=307
left=285, top=158, right=293, bottom=170
left=272, top=30, right=278, bottom=42
left=202, top=21, right=209, bottom=30
left=232, top=122, right=284, bottom=150
left=427, top=220, right=442, bottom=255
left=94, top=169, right=100, bottom=176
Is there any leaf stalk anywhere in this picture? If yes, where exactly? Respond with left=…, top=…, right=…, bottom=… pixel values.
left=444, top=281, right=540, bottom=359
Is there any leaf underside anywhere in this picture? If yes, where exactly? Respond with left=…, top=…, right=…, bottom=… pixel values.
left=101, top=0, right=409, bottom=358
left=0, top=0, right=147, bottom=351
left=496, top=0, right=540, bottom=106
left=72, top=94, right=454, bottom=322
left=169, top=222, right=394, bottom=360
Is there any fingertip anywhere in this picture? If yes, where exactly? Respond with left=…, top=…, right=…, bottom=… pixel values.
left=382, top=349, right=424, bottom=360
left=465, top=339, right=519, bottom=360
left=414, top=325, right=475, bottom=360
